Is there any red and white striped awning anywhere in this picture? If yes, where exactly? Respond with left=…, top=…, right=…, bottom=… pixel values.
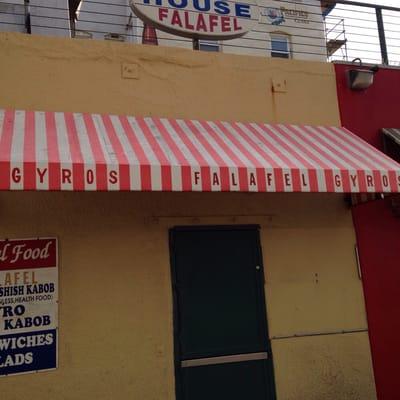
left=1, top=109, right=399, bottom=193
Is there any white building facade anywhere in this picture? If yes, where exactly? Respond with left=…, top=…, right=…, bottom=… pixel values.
left=0, top=0, right=328, bottom=61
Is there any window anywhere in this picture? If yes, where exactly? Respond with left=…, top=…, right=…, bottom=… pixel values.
left=270, top=34, right=291, bottom=59
left=199, top=41, right=220, bottom=52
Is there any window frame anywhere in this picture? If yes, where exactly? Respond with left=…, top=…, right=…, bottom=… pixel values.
left=270, top=33, right=291, bottom=59
left=198, top=40, right=220, bottom=52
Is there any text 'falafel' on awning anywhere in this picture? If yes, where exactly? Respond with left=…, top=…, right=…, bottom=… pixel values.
left=1, top=109, right=399, bottom=193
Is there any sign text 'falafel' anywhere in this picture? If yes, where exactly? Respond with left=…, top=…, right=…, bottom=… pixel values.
left=130, top=0, right=260, bottom=39
left=0, top=238, right=58, bottom=377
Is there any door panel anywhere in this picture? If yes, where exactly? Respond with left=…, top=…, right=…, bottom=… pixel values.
left=181, top=359, right=270, bottom=400
left=170, top=226, right=275, bottom=400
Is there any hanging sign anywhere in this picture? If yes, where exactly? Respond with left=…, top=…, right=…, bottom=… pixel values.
left=130, top=0, right=260, bottom=39
left=0, top=238, right=58, bottom=377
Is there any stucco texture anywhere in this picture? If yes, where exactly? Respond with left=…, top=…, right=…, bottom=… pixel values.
left=0, top=192, right=376, bottom=400
left=0, top=32, right=339, bottom=125
left=0, top=32, right=375, bottom=399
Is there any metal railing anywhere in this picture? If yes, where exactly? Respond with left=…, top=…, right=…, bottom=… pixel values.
left=0, top=0, right=399, bottom=66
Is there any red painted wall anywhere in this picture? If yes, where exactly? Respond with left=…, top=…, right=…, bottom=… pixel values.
left=335, top=64, right=400, bottom=150
left=335, top=64, right=400, bottom=400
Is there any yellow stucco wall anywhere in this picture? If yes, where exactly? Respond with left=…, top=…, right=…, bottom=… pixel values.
left=0, top=192, right=376, bottom=400
left=0, top=32, right=339, bottom=125
left=0, top=32, right=376, bottom=399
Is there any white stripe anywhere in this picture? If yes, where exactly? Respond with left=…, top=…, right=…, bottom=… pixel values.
left=221, top=122, right=273, bottom=168
left=265, top=168, right=276, bottom=192
left=176, top=120, right=218, bottom=167
left=126, top=117, right=160, bottom=166
left=247, top=167, right=258, bottom=192
left=333, top=126, right=400, bottom=170
left=10, top=111, right=25, bottom=190
left=92, top=114, right=117, bottom=165
left=210, top=166, right=221, bottom=191
left=282, top=125, right=340, bottom=169
left=171, top=165, right=182, bottom=191
left=309, top=126, right=368, bottom=170
left=249, top=123, right=305, bottom=168
left=229, top=167, right=240, bottom=192
left=160, top=118, right=199, bottom=168
left=235, top=122, right=284, bottom=168
left=91, top=114, right=119, bottom=191
left=110, top=115, right=141, bottom=191
left=264, top=124, right=311, bottom=170
left=60, top=161, right=73, bottom=191
left=191, top=120, right=236, bottom=167
left=73, top=114, right=96, bottom=191
left=55, top=113, right=73, bottom=191
left=299, top=168, right=310, bottom=192
left=318, top=126, right=373, bottom=170
left=55, top=113, right=72, bottom=164
left=329, top=126, right=386, bottom=171
left=151, top=165, right=162, bottom=191
left=110, top=115, right=139, bottom=164
left=191, top=165, right=203, bottom=191
left=0, top=110, right=5, bottom=143
left=207, top=121, right=256, bottom=167
left=144, top=118, right=179, bottom=165
left=35, top=112, right=49, bottom=190
left=316, top=169, right=327, bottom=192
left=129, top=165, right=141, bottom=191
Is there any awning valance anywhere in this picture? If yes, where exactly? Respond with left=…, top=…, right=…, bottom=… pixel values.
left=1, top=109, right=399, bottom=193
left=383, top=128, right=400, bottom=146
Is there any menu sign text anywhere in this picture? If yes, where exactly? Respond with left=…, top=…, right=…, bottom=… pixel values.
left=0, top=238, right=58, bottom=377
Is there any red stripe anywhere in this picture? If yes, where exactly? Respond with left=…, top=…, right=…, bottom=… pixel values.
left=136, top=118, right=172, bottom=191
left=256, top=168, right=266, bottom=192
left=238, top=167, right=248, bottom=192
left=0, top=110, right=14, bottom=190
left=388, top=171, right=399, bottom=192
left=181, top=165, right=192, bottom=191
left=167, top=120, right=209, bottom=191
left=200, top=121, right=249, bottom=190
left=153, top=118, right=193, bottom=190
left=302, top=126, right=361, bottom=192
left=274, top=168, right=284, bottom=192
left=373, top=170, right=383, bottom=193
left=357, top=170, right=367, bottom=193
left=321, top=127, right=385, bottom=191
left=341, top=170, right=351, bottom=192
left=274, top=125, right=334, bottom=192
left=186, top=120, right=228, bottom=168
left=118, top=116, right=152, bottom=191
left=308, top=169, right=318, bottom=192
left=201, top=166, right=211, bottom=191
left=23, top=111, right=36, bottom=190
left=233, top=122, right=280, bottom=169
left=141, top=165, right=151, bottom=191
left=333, top=127, right=398, bottom=170
left=101, top=115, right=130, bottom=190
left=291, top=168, right=301, bottom=192
left=45, top=112, right=61, bottom=190
left=220, top=166, right=230, bottom=191
left=324, top=170, right=335, bottom=192
left=312, top=126, right=373, bottom=192
left=82, top=114, right=107, bottom=191
left=64, top=113, right=85, bottom=190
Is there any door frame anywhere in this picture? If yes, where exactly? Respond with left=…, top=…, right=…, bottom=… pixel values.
left=169, top=225, right=276, bottom=400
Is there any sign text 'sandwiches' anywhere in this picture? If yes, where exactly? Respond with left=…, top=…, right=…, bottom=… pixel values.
left=0, top=238, right=58, bottom=377
left=130, top=0, right=260, bottom=39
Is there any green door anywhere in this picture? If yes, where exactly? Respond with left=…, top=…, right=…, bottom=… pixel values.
left=170, top=226, right=275, bottom=400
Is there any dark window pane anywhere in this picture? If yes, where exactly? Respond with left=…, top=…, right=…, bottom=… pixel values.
left=271, top=51, right=289, bottom=58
